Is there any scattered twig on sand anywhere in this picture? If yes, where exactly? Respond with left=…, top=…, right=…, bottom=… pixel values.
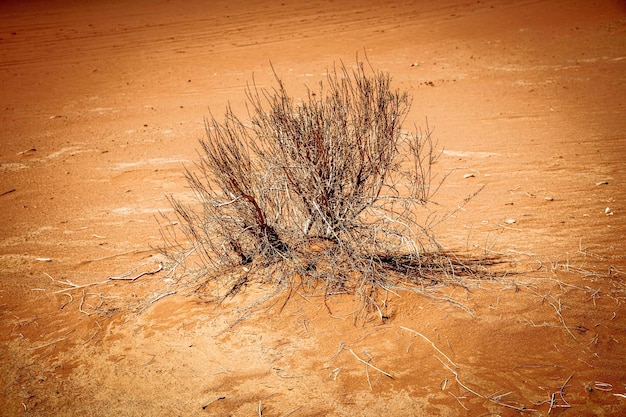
left=201, top=396, right=225, bottom=410
left=60, top=293, right=73, bottom=309
left=400, top=326, right=458, bottom=368
left=395, top=286, right=476, bottom=317
left=296, top=291, right=321, bottom=310
left=50, top=263, right=163, bottom=294
left=134, top=291, right=176, bottom=316
left=78, top=249, right=157, bottom=265
left=436, top=356, right=533, bottom=412
left=79, top=290, right=90, bottom=316
left=547, top=374, right=573, bottom=414
left=512, top=363, right=564, bottom=371
left=449, top=392, right=469, bottom=410
left=109, top=262, right=163, bottom=281
left=436, top=357, right=483, bottom=398
left=329, top=342, right=346, bottom=361
left=279, top=406, right=301, bottom=417
left=440, top=378, right=449, bottom=391
left=325, top=367, right=342, bottom=381
left=365, top=364, right=373, bottom=390
left=524, top=285, right=583, bottom=339
left=497, top=222, right=522, bottom=231
left=26, top=337, right=66, bottom=351
left=0, top=188, right=16, bottom=197
left=83, top=330, right=98, bottom=345
left=51, top=278, right=105, bottom=294
left=225, top=286, right=283, bottom=329
left=593, top=381, right=613, bottom=392
left=16, top=148, right=36, bottom=155
left=506, top=249, right=538, bottom=257
left=348, top=348, right=394, bottom=379
left=548, top=298, right=576, bottom=340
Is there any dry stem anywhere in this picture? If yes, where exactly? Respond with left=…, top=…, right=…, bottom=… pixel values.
left=348, top=348, right=394, bottom=379
left=158, top=58, right=486, bottom=317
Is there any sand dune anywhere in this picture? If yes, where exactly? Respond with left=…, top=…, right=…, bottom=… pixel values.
left=1, top=1, right=625, bottom=415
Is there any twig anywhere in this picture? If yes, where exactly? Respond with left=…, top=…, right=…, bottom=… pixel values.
left=594, top=381, right=613, bottom=392
left=548, top=298, right=576, bottom=340
left=296, top=291, right=321, bottom=309
left=548, top=374, right=573, bottom=414
left=365, top=357, right=373, bottom=390
left=440, top=378, right=449, bottom=391
left=27, top=337, right=66, bottom=351
left=449, top=392, right=469, bottom=410
left=395, top=286, right=476, bottom=317
left=53, top=279, right=108, bottom=294
left=400, top=326, right=458, bottom=368
left=109, top=263, right=163, bottom=281
left=507, top=249, right=537, bottom=257
left=436, top=357, right=483, bottom=398
left=83, top=330, right=98, bottom=345
left=201, top=396, right=225, bottom=410
left=148, top=291, right=176, bottom=304
left=497, top=223, right=522, bottom=231
left=135, top=291, right=176, bottom=315
left=436, top=357, right=532, bottom=412
left=325, top=367, right=342, bottom=381
left=78, top=249, right=157, bottom=264
left=348, top=348, right=393, bottom=379
left=60, top=293, right=73, bottom=309
left=17, top=147, right=36, bottom=155
left=79, top=290, right=91, bottom=316
left=279, top=406, right=301, bottom=417
left=52, top=263, right=163, bottom=293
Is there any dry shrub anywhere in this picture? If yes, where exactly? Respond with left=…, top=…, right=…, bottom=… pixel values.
left=160, top=59, right=484, bottom=318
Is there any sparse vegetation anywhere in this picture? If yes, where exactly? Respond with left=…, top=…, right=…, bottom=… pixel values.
left=160, top=59, right=482, bottom=318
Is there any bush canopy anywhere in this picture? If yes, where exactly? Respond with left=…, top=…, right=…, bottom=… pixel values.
left=161, top=60, right=478, bottom=317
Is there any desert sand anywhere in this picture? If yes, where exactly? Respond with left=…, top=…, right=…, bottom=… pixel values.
left=1, top=0, right=626, bottom=415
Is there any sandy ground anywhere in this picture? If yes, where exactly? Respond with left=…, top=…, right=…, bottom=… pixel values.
left=1, top=0, right=626, bottom=415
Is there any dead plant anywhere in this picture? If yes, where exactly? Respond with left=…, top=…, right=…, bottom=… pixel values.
left=159, top=59, right=485, bottom=318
